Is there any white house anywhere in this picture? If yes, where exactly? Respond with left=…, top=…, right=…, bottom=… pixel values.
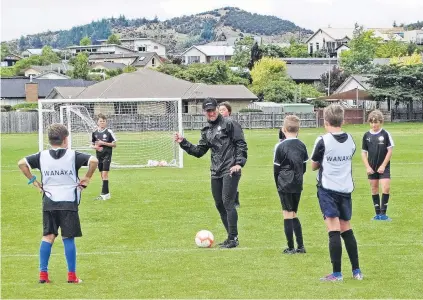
left=21, top=48, right=61, bottom=57
left=402, top=30, right=423, bottom=45
left=88, top=52, right=163, bottom=69
left=98, top=38, right=166, bottom=57
left=306, top=27, right=405, bottom=57
left=181, top=45, right=234, bottom=64
left=306, top=28, right=354, bottom=57
left=66, top=44, right=136, bottom=56
left=33, top=71, right=71, bottom=79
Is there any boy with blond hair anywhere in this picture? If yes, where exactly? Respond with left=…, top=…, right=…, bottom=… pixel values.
left=361, top=110, right=394, bottom=221
left=273, top=115, right=308, bottom=254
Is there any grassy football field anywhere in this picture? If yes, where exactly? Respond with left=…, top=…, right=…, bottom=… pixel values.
left=1, top=123, right=423, bottom=299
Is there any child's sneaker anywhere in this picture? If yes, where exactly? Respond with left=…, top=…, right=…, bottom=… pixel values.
left=379, top=214, right=392, bottom=221
left=320, top=272, right=343, bottom=281
left=352, top=269, right=364, bottom=280
left=371, top=215, right=381, bottom=220
left=39, top=271, right=50, bottom=284
left=282, top=248, right=296, bottom=254
left=67, top=272, right=83, bottom=284
left=296, top=247, right=306, bottom=254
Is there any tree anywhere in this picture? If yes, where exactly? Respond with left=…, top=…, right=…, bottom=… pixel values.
left=340, top=24, right=382, bottom=74
left=318, top=65, right=348, bottom=94
left=250, top=57, right=287, bottom=86
left=32, top=36, right=43, bottom=48
left=368, top=64, right=423, bottom=112
left=285, top=39, right=309, bottom=58
left=260, top=44, right=286, bottom=58
left=0, top=67, right=15, bottom=77
left=376, top=40, right=408, bottom=58
left=200, top=21, right=215, bottom=41
left=41, top=46, right=60, bottom=63
left=247, top=42, right=263, bottom=70
left=390, top=52, right=423, bottom=66
left=80, top=36, right=92, bottom=46
left=1, top=43, right=10, bottom=61
left=231, top=36, right=255, bottom=68
left=71, top=53, right=89, bottom=79
left=297, top=83, right=324, bottom=101
left=156, top=61, right=248, bottom=85
left=107, top=34, right=121, bottom=45
left=19, top=36, right=26, bottom=50
left=123, top=65, right=137, bottom=73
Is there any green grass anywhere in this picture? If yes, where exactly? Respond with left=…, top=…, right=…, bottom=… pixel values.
left=2, top=123, right=423, bottom=299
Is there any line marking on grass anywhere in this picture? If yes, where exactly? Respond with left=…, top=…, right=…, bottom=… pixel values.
left=3, top=243, right=422, bottom=258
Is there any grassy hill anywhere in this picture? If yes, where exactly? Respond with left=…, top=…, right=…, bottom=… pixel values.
left=4, top=7, right=312, bottom=55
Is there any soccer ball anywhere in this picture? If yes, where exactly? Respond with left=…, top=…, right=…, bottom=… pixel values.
left=195, top=230, right=214, bottom=248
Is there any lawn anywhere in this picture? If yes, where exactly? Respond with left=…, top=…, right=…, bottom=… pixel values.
left=1, top=123, right=423, bottom=299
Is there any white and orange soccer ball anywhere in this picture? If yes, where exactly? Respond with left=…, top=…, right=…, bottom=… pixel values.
left=195, top=230, right=214, bottom=248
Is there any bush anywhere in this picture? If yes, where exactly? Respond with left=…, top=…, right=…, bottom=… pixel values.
left=238, top=108, right=263, bottom=113
left=11, top=102, right=38, bottom=111
left=1, top=105, right=12, bottom=112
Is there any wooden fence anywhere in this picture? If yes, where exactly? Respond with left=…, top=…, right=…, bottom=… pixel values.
left=1, top=111, right=39, bottom=133
left=182, top=113, right=317, bottom=130
left=1, top=112, right=318, bottom=133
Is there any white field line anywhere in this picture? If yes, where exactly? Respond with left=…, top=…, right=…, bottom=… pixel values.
left=3, top=243, right=422, bottom=258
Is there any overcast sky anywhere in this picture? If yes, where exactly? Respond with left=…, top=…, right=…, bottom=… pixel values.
left=1, top=0, right=422, bottom=41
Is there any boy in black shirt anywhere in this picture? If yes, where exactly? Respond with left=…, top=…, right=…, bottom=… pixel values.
left=91, top=114, right=117, bottom=200
left=361, top=110, right=394, bottom=221
left=273, top=115, right=308, bottom=254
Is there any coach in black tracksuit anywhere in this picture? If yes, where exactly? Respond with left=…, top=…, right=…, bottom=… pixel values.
left=174, top=98, right=248, bottom=248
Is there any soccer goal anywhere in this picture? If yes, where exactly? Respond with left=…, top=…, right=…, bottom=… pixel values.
left=38, top=98, right=184, bottom=168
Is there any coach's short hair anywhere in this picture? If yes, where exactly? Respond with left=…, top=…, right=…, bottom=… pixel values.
left=283, top=115, right=300, bottom=133
left=48, top=123, right=69, bottom=146
left=368, top=109, right=384, bottom=123
left=219, top=102, right=232, bottom=115
left=97, top=113, right=107, bottom=120
left=323, top=104, right=344, bottom=127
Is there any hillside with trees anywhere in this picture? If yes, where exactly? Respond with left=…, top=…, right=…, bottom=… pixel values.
left=3, top=7, right=311, bottom=54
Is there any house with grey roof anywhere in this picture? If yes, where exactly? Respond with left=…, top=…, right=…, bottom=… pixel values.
left=97, top=38, right=167, bottom=57
left=0, top=78, right=96, bottom=105
left=88, top=52, right=162, bottom=68
left=91, top=62, right=127, bottom=71
left=21, top=48, right=61, bottom=57
left=47, top=68, right=257, bottom=114
left=181, top=45, right=234, bottom=64
left=66, top=44, right=136, bottom=56
left=24, top=63, right=74, bottom=77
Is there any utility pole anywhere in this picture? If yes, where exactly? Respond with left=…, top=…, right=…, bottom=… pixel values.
left=327, top=53, right=331, bottom=96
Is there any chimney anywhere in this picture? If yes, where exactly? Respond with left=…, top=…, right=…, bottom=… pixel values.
left=25, top=82, right=39, bottom=102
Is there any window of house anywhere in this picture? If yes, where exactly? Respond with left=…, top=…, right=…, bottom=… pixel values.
left=188, top=56, right=200, bottom=64
left=138, top=46, right=146, bottom=52
left=316, top=42, right=320, bottom=51
left=183, top=102, right=188, bottom=113
left=309, top=43, right=313, bottom=55
left=154, top=45, right=158, bottom=49
left=151, top=58, right=155, bottom=66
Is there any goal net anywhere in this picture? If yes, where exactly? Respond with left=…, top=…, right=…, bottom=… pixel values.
left=38, top=98, right=184, bottom=168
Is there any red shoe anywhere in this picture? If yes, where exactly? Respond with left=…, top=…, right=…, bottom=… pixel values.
left=67, top=272, right=82, bottom=284
left=39, top=271, right=51, bottom=284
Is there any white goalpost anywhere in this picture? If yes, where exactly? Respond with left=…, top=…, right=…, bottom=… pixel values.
left=38, top=98, right=184, bottom=168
